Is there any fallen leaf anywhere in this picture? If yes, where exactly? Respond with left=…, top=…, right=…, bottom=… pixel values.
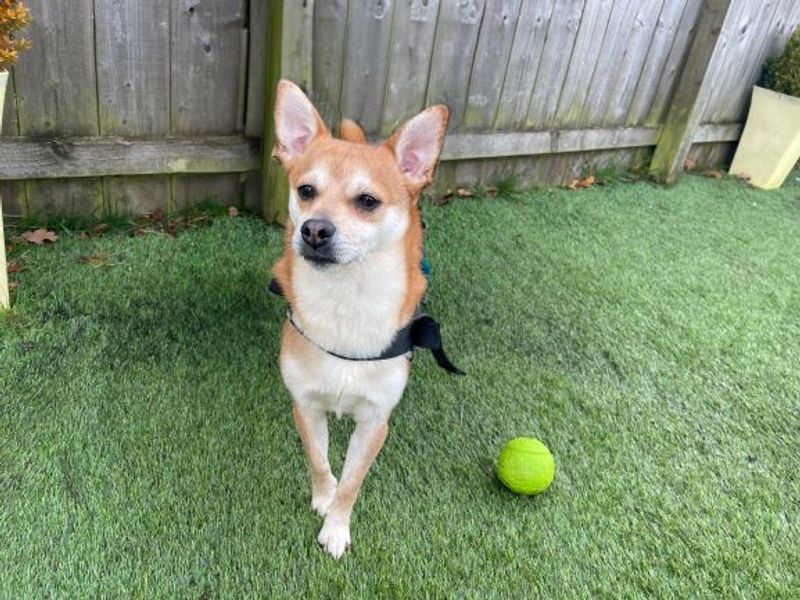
left=92, top=223, right=109, bottom=237
left=8, top=282, right=18, bottom=290
left=149, top=209, right=165, bottom=223
left=21, top=229, right=59, bottom=245
left=228, top=206, right=240, bottom=217
left=684, top=156, right=697, bottom=171
left=484, top=186, right=499, bottom=197
left=78, top=231, right=90, bottom=240
left=704, top=170, right=723, bottom=179
left=578, top=175, right=596, bottom=188
left=78, top=252, right=119, bottom=268
left=455, top=187, right=474, bottom=198
left=7, top=260, right=24, bottom=274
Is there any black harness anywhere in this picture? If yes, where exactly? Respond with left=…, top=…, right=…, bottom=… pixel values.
left=269, top=279, right=464, bottom=375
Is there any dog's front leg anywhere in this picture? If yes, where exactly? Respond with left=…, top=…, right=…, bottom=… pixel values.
left=318, top=417, right=389, bottom=559
left=292, top=402, right=338, bottom=517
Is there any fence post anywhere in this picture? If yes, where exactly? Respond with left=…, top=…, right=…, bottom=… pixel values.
left=262, top=0, right=314, bottom=223
left=650, top=0, right=733, bottom=184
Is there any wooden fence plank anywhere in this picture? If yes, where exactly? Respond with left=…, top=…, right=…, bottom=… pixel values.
left=340, top=0, right=395, bottom=135
left=426, top=0, right=487, bottom=191
left=646, top=0, right=702, bottom=126
left=494, top=1, right=555, bottom=130
left=716, top=0, right=800, bottom=122
left=650, top=0, right=733, bottom=183
left=463, top=0, right=523, bottom=131
left=517, top=0, right=584, bottom=188
left=554, top=0, right=613, bottom=126
left=245, top=0, right=268, bottom=138
left=628, top=1, right=690, bottom=125
left=13, top=0, right=103, bottom=216
left=703, top=0, right=779, bottom=124
left=426, top=0, right=487, bottom=128
left=171, top=1, right=248, bottom=210
left=460, top=0, right=523, bottom=185
left=313, top=0, right=349, bottom=128
left=0, top=136, right=259, bottom=179
left=603, top=0, right=667, bottom=126
left=381, top=0, right=440, bottom=136
left=94, top=0, right=171, bottom=215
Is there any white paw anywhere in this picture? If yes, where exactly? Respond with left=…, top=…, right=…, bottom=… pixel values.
left=317, top=519, right=351, bottom=560
left=311, top=475, right=337, bottom=517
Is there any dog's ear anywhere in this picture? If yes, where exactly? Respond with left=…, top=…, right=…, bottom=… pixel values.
left=386, top=105, right=449, bottom=190
left=273, top=80, right=329, bottom=166
left=340, top=119, right=368, bottom=144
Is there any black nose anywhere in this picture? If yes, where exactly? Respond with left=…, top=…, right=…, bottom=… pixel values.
left=301, top=218, right=336, bottom=249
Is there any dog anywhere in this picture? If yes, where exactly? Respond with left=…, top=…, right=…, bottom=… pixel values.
left=270, top=80, right=456, bottom=559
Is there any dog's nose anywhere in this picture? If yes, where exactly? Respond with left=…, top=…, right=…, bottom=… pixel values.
left=301, top=219, right=336, bottom=249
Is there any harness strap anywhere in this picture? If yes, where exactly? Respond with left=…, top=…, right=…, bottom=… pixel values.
left=269, top=278, right=464, bottom=375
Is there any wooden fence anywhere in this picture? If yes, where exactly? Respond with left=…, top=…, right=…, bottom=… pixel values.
left=1, top=1, right=799, bottom=222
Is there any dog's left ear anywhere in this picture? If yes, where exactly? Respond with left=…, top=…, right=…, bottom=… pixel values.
left=273, top=79, right=329, bottom=167
left=386, top=105, right=449, bottom=190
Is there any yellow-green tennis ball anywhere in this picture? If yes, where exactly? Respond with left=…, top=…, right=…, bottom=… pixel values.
left=497, top=437, right=555, bottom=495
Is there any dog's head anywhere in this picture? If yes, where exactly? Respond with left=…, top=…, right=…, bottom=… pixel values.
left=273, top=80, right=449, bottom=268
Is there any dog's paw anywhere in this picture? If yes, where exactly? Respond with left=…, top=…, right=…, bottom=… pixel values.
left=317, top=519, right=351, bottom=560
left=311, top=474, right=337, bottom=517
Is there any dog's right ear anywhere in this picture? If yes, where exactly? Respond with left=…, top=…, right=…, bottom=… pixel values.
left=273, top=80, right=329, bottom=167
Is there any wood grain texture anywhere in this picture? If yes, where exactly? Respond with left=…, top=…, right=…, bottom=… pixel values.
left=95, top=0, right=172, bottom=214
left=245, top=0, right=268, bottom=138
left=701, top=0, right=777, bottom=123
left=525, top=0, right=585, bottom=129
left=340, top=0, right=395, bottom=134
left=426, top=0, right=487, bottom=129
left=646, top=0, right=702, bottom=126
left=426, top=0, right=487, bottom=193
left=12, top=0, right=103, bottom=216
left=554, top=0, right=613, bottom=127
left=381, top=0, right=440, bottom=136
left=494, top=1, right=555, bottom=130
left=463, top=0, right=523, bottom=131
left=714, top=0, right=800, bottom=122
left=171, top=1, right=248, bottom=212
left=627, top=0, right=690, bottom=125
left=313, top=0, right=349, bottom=128
left=0, top=72, right=25, bottom=218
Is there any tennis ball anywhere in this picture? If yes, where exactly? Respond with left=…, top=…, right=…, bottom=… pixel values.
left=497, top=437, right=555, bottom=495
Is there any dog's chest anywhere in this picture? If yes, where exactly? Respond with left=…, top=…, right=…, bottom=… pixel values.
left=292, top=251, right=407, bottom=357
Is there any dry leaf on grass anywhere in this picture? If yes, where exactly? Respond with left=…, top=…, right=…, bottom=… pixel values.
left=567, top=175, right=596, bottom=190
left=77, top=253, right=119, bottom=268
left=8, top=282, right=18, bottom=291
left=21, top=229, right=59, bottom=245
left=684, top=156, right=697, bottom=172
left=6, top=260, right=24, bottom=274
left=704, top=170, right=723, bottom=179
left=455, top=187, right=474, bottom=198
left=228, top=206, right=240, bottom=217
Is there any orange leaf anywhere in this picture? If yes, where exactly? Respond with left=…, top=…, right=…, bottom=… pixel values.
left=21, top=228, right=58, bottom=245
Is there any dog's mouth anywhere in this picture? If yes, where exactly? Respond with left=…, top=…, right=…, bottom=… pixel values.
left=301, top=252, right=339, bottom=267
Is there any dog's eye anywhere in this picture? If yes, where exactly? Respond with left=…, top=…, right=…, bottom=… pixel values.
left=356, top=194, right=381, bottom=212
left=297, top=184, right=316, bottom=200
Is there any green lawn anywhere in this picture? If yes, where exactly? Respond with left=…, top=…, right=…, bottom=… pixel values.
left=1, top=175, right=799, bottom=598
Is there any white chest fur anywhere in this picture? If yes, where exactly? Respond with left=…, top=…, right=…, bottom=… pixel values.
left=291, top=244, right=408, bottom=358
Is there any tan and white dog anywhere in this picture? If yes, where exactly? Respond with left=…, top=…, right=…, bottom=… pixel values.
left=270, top=80, right=449, bottom=559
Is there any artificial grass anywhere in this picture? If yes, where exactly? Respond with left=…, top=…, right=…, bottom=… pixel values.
left=1, top=175, right=799, bottom=597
